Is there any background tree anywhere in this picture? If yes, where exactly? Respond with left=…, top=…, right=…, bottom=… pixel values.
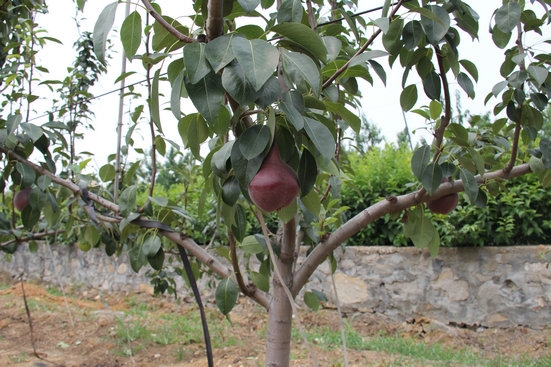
left=2, top=1, right=551, bottom=366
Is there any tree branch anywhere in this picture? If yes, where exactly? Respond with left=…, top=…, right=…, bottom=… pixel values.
left=0, top=147, right=239, bottom=290
left=432, top=45, right=452, bottom=162
left=141, top=0, right=196, bottom=43
left=206, top=0, right=224, bottom=41
left=228, top=230, right=266, bottom=305
left=504, top=23, right=526, bottom=175
left=292, top=163, right=532, bottom=294
left=322, top=0, right=405, bottom=90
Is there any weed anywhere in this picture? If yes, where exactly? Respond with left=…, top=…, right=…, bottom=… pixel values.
left=46, top=286, right=63, bottom=297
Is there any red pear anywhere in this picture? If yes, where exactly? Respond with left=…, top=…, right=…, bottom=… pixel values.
left=248, top=143, right=299, bottom=212
left=427, top=193, right=459, bottom=214
left=13, top=187, right=31, bottom=212
left=427, top=178, right=458, bottom=215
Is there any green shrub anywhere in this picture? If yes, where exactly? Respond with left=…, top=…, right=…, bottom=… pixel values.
left=341, top=143, right=415, bottom=247
left=341, top=144, right=551, bottom=247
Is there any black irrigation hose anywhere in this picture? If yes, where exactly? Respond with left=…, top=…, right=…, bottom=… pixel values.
left=177, top=244, right=214, bottom=367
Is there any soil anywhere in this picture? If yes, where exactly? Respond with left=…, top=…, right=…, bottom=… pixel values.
left=0, top=274, right=549, bottom=367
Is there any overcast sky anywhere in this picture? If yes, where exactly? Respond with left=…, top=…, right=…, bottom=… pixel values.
left=31, top=1, right=550, bottom=166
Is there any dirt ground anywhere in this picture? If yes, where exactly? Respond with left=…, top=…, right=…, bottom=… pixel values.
left=0, top=274, right=550, bottom=367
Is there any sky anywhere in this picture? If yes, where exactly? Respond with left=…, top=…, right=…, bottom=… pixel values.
left=30, top=1, right=550, bottom=167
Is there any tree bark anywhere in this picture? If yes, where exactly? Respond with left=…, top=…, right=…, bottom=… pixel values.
left=265, top=217, right=296, bottom=367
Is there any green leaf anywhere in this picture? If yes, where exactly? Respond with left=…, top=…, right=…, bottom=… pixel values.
left=280, top=90, right=305, bottom=130
left=491, top=24, right=512, bottom=49
left=232, top=204, right=247, bottom=242
left=402, top=20, right=423, bottom=50
left=528, top=65, right=548, bottom=87
left=152, top=15, right=187, bottom=52
left=423, top=71, right=441, bottom=100
left=250, top=271, right=269, bottom=292
left=411, top=144, right=431, bottom=180
left=184, top=42, right=211, bottom=84
left=148, top=248, right=165, bottom=271
left=150, top=69, right=162, bottom=133
left=99, top=164, right=116, bottom=182
left=149, top=196, right=169, bottom=207
left=540, top=138, right=551, bottom=169
left=239, top=235, right=265, bottom=255
left=382, top=17, right=404, bottom=56
left=222, top=176, right=241, bottom=206
left=20, top=123, right=43, bottom=142
left=93, top=2, right=118, bottom=64
left=16, top=162, right=35, bottom=188
left=429, top=100, right=442, bottom=120
left=142, top=235, right=162, bottom=257
left=421, top=163, right=442, bottom=195
left=238, top=125, right=271, bottom=160
left=460, top=168, right=478, bottom=204
left=170, top=70, right=186, bottom=119
left=457, top=72, right=475, bottom=98
left=178, top=113, right=210, bottom=159
left=459, top=59, right=478, bottom=82
left=238, top=0, right=260, bottom=13
left=221, top=62, right=257, bottom=105
left=281, top=50, right=321, bottom=96
left=298, top=148, right=317, bottom=196
left=185, top=72, right=225, bottom=123
left=120, top=11, right=142, bottom=60
left=84, top=224, right=101, bottom=246
left=278, top=199, right=297, bottom=222
left=36, top=176, right=51, bottom=191
left=323, top=36, right=341, bottom=62
left=255, top=76, right=281, bottom=108
left=277, top=0, right=303, bottom=23
left=119, top=185, right=137, bottom=217
left=232, top=37, right=279, bottom=91
left=304, top=291, right=321, bottom=311
left=205, top=34, right=236, bottom=73
left=272, top=22, right=327, bottom=62
left=400, top=84, right=418, bottom=111
left=324, top=101, right=361, bottom=133
left=349, top=50, right=388, bottom=67
left=303, top=117, right=335, bottom=162
left=420, top=5, right=450, bottom=45
left=300, top=189, right=321, bottom=217
left=216, top=278, right=238, bottom=316
left=128, top=243, right=147, bottom=272
left=403, top=205, right=436, bottom=250
left=495, top=2, right=521, bottom=34
left=212, top=141, right=234, bottom=177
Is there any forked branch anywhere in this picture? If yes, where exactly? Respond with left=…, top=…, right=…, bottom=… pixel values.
left=292, top=163, right=532, bottom=294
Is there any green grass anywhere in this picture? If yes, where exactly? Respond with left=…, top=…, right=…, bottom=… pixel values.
left=291, top=324, right=551, bottom=367
left=111, top=303, right=239, bottom=356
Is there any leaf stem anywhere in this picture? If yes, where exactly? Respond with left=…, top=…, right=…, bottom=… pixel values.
left=322, top=0, right=405, bottom=90
left=141, top=0, right=195, bottom=43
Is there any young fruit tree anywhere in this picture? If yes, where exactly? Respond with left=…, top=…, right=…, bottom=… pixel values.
left=2, top=0, right=551, bottom=366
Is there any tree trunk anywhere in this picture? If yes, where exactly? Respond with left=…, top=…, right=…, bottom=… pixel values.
left=265, top=217, right=297, bottom=367
left=265, top=282, right=293, bottom=366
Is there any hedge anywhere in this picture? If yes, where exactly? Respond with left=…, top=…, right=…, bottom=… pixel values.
left=341, top=143, right=551, bottom=247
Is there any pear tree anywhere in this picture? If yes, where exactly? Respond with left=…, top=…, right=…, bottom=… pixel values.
left=2, top=1, right=551, bottom=366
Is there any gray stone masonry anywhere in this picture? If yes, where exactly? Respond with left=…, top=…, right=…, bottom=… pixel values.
left=1, top=243, right=550, bottom=328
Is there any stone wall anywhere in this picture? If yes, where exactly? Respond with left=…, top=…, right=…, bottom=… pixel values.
left=1, top=243, right=550, bottom=328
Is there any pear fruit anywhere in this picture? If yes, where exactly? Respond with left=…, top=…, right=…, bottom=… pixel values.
left=13, top=187, right=31, bottom=212
left=427, top=178, right=458, bottom=215
left=248, top=143, right=299, bottom=212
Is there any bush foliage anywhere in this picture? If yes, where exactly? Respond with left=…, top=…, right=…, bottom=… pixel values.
left=341, top=143, right=551, bottom=247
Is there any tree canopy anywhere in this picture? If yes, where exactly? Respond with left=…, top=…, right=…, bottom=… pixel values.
left=2, top=0, right=551, bottom=366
